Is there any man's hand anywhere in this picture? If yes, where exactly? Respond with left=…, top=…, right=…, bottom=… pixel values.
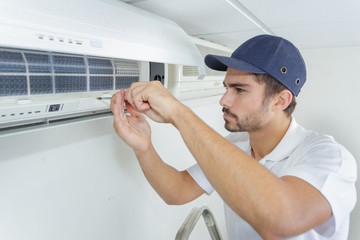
left=125, top=81, right=183, bottom=124
left=110, top=89, right=151, bottom=153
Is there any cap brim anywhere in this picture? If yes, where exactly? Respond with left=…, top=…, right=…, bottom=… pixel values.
left=205, top=54, right=266, bottom=74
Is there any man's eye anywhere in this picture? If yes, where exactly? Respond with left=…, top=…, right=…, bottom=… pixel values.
left=236, top=88, right=245, bottom=93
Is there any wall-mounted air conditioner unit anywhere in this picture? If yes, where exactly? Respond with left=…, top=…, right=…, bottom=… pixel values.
left=169, top=37, right=233, bottom=101
left=0, top=0, right=205, bottom=130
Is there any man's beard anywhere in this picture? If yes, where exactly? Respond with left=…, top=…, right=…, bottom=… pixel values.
left=222, top=106, right=269, bottom=132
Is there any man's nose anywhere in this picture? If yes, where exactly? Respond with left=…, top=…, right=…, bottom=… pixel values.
left=219, top=90, right=233, bottom=108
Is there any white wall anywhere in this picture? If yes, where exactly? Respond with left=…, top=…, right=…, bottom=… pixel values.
left=0, top=96, right=228, bottom=240
left=295, top=47, right=360, bottom=239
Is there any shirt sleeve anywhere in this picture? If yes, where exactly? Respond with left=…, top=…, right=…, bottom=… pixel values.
left=279, top=141, right=357, bottom=237
left=186, top=164, right=215, bottom=195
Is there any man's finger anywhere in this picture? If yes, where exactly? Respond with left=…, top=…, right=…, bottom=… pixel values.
left=126, top=102, right=144, bottom=119
left=112, top=90, right=126, bottom=126
left=126, top=82, right=151, bottom=112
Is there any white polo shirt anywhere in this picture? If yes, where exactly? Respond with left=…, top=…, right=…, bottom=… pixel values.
left=187, top=118, right=357, bottom=240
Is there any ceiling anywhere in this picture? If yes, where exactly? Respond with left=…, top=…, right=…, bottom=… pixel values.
left=120, top=0, right=360, bottom=50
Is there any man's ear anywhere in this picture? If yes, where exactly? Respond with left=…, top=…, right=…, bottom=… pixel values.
left=273, top=90, right=293, bottom=112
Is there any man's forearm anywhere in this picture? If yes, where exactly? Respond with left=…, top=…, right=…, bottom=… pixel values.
left=134, top=144, right=204, bottom=205
left=170, top=105, right=269, bottom=212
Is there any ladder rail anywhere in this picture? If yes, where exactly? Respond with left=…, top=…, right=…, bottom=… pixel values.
left=175, top=206, right=222, bottom=240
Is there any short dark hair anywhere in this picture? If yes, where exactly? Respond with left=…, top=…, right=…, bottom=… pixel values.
left=254, top=74, right=296, bottom=117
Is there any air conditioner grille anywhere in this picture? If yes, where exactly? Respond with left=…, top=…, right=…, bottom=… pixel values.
left=55, top=76, right=87, bottom=93
left=0, top=51, right=24, bottom=63
left=25, top=53, right=50, bottom=63
left=30, top=76, right=52, bottom=94
left=0, top=48, right=141, bottom=97
left=0, top=75, right=27, bottom=96
left=114, top=59, right=140, bottom=76
left=90, top=76, right=113, bottom=91
left=116, top=76, right=139, bottom=89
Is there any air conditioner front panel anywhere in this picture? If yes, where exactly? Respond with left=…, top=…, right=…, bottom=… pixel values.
left=0, top=0, right=204, bottom=69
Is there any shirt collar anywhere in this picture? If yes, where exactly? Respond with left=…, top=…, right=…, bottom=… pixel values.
left=260, top=117, right=307, bottom=162
left=226, top=117, right=308, bottom=162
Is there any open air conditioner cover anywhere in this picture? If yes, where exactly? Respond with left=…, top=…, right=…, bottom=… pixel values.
left=0, top=0, right=205, bottom=73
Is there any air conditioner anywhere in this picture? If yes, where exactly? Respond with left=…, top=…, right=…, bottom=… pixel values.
left=0, top=0, right=205, bottom=130
left=169, top=37, right=233, bottom=101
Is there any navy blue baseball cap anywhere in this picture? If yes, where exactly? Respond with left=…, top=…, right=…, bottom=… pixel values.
left=205, top=35, right=306, bottom=96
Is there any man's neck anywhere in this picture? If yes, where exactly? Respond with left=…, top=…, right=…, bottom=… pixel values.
left=249, top=116, right=291, bottom=161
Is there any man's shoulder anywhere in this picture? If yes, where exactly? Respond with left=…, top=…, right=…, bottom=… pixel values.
left=299, top=128, right=346, bottom=153
left=292, top=126, right=356, bottom=170
left=290, top=120, right=341, bottom=151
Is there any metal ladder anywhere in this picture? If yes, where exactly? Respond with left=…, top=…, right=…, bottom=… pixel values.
left=175, top=206, right=222, bottom=240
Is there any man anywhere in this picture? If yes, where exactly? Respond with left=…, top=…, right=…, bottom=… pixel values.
left=110, top=35, right=357, bottom=239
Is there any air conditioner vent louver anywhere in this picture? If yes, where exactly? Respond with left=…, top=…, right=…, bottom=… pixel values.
left=170, top=38, right=232, bottom=101
left=0, top=48, right=140, bottom=97
left=182, top=44, right=231, bottom=77
left=182, top=66, right=199, bottom=77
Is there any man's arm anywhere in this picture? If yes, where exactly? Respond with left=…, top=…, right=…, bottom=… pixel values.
left=125, top=82, right=332, bottom=239
left=134, top=144, right=205, bottom=205
left=110, top=89, right=204, bottom=205
left=173, top=107, right=331, bottom=238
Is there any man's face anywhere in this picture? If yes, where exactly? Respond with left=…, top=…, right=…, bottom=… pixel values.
left=220, top=68, right=272, bottom=132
